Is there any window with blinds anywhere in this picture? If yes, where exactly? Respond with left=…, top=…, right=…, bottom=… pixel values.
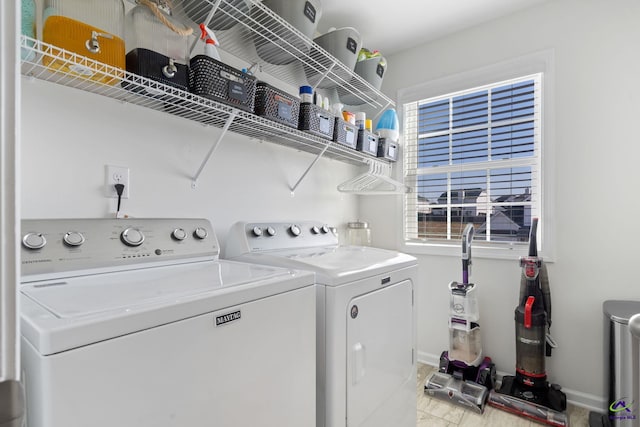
left=403, top=74, right=541, bottom=245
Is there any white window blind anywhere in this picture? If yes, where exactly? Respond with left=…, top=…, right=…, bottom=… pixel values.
left=404, top=74, right=542, bottom=245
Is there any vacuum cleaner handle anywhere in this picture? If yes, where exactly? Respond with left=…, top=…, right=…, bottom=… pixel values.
left=462, top=223, right=474, bottom=284
left=528, top=218, right=538, bottom=257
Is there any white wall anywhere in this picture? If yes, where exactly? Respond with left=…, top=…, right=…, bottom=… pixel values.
left=364, top=0, right=640, bottom=409
left=20, top=78, right=360, bottom=247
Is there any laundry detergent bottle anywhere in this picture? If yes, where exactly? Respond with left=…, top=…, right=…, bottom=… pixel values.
left=125, top=0, right=193, bottom=93
left=42, top=0, right=126, bottom=84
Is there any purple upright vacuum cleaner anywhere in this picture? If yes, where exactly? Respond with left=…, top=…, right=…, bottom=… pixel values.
left=424, top=224, right=496, bottom=413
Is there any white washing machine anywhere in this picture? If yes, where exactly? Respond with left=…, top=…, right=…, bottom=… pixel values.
left=19, top=218, right=316, bottom=427
left=224, top=221, right=418, bottom=427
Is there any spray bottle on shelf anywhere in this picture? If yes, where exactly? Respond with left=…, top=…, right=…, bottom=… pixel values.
left=199, top=23, right=221, bottom=61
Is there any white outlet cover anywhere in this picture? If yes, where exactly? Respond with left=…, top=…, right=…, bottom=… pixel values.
left=105, top=165, right=130, bottom=199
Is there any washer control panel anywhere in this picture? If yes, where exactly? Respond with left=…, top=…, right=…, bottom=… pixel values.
left=21, top=218, right=218, bottom=278
left=225, top=221, right=338, bottom=255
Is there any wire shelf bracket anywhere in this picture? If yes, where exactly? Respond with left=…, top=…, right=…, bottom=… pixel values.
left=290, top=140, right=333, bottom=196
left=192, top=110, right=238, bottom=188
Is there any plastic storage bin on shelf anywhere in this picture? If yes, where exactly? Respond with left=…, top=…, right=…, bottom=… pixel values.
left=338, top=49, right=387, bottom=105
left=254, top=83, right=300, bottom=128
left=305, top=27, right=361, bottom=89
left=356, top=129, right=379, bottom=157
left=180, top=0, right=247, bottom=31
left=377, top=138, right=398, bottom=162
left=251, top=0, right=322, bottom=65
left=299, top=103, right=334, bottom=140
left=189, top=58, right=257, bottom=113
left=333, top=118, right=358, bottom=149
left=124, top=0, right=192, bottom=93
left=42, top=0, right=125, bottom=85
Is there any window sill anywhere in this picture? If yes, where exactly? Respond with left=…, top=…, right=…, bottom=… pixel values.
left=402, top=241, right=554, bottom=262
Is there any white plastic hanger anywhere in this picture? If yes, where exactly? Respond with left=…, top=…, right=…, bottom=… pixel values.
left=337, top=160, right=409, bottom=195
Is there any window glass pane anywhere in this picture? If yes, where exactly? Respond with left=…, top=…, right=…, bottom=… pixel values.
left=491, top=80, right=535, bottom=122
left=418, top=134, right=449, bottom=167
left=491, top=122, right=535, bottom=160
left=405, top=74, right=541, bottom=246
left=452, top=129, right=488, bottom=164
left=475, top=212, right=529, bottom=242
left=418, top=99, right=449, bottom=133
left=416, top=174, right=447, bottom=204
left=490, top=167, right=532, bottom=199
left=453, top=91, right=488, bottom=129
left=416, top=174, right=447, bottom=239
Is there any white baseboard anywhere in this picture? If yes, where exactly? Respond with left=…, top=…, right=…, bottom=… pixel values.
left=417, top=350, right=605, bottom=413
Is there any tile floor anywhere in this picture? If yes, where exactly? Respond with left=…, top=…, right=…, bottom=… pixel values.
left=417, top=363, right=590, bottom=426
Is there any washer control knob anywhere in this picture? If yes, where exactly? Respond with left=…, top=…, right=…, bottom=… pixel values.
left=63, top=231, right=85, bottom=247
left=193, top=227, right=208, bottom=240
left=121, top=228, right=145, bottom=247
left=22, top=232, right=46, bottom=250
left=252, top=227, right=263, bottom=237
left=289, top=225, right=301, bottom=237
left=266, top=226, right=276, bottom=236
left=172, top=228, right=187, bottom=241
left=311, top=226, right=320, bottom=234
left=321, top=225, right=330, bottom=234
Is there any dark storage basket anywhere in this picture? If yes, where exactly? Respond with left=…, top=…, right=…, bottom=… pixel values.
left=299, top=103, right=335, bottom=140
left=125, top=48, right=189, bottom=92
left=333, top=118, right=358, bottom=149
left=189, top=55, right=257, bottom=113
left=377, top=137, right=398, bottom=162
left=356, top=129, right=379, bottom=157
left=255, top=82, right=300, bottom=128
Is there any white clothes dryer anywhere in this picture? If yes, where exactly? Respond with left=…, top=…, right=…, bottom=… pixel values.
left=20, top=218, right=316, bottom=427
left=224, top=221, right=418, bottom=427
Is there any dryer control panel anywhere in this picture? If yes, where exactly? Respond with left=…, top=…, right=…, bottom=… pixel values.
left=225, top=221, right=338, bottom=254
left=21, top=218, right=218, bottom=280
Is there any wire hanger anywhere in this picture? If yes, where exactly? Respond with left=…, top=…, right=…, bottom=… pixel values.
left=337, top=160, right=410, bottom=195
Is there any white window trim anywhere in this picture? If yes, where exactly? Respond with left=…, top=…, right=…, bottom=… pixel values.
left=395, top=49, right=556, bottom=262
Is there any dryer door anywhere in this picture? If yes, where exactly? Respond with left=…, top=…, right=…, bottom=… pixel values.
left=346, top=280, right=415, bottom=427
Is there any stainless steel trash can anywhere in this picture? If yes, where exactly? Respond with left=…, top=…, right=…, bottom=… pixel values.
left=629, top=313, right=640, bottom=427
left=598, top=301, right=640, bottom=426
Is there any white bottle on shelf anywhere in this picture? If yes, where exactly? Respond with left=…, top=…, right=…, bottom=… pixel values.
left=199, top=23, right=221, bottom=61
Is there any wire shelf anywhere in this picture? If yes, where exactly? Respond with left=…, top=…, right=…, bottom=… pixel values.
left=20, top=35, right=387, bottom=167
left=177, top=0, right=395, bottom=110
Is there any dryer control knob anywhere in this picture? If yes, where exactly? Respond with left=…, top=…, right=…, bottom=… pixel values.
left=63, top=231, right=85, bottom=247
left=266, top=226, right=276, bottom=236
left=172, top=228, right=187, bottom=241
left=22, top=232, right=46, bottom=250
left=321, top=225, right=330, bottom=234
left=121, top=228, right=145, bottom=247
left=193, top=227, right=208, bottom=240
left=289, top=225, right=301, bottom=236
left=311, top=226, right=320, bottom=234
left=252, top=227, right=263, bottom=237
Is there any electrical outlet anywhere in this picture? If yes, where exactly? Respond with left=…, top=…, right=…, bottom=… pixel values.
left=105, top=165, right=130, bottom=199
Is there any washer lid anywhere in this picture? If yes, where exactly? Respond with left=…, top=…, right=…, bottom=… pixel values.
left=21, top=260, right=314, bottom=355
left=237, top=245, right=416, bottom=285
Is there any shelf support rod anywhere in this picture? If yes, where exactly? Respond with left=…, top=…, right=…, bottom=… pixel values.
left=371, top=99, right=393, bottom=122
left=192, top=110, right=237, bottom=188
left=311, top=62, right=336, bottom=92
left=189, top=0, right=223, bottom=55
left=290, top=141, right=333, bottom=195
